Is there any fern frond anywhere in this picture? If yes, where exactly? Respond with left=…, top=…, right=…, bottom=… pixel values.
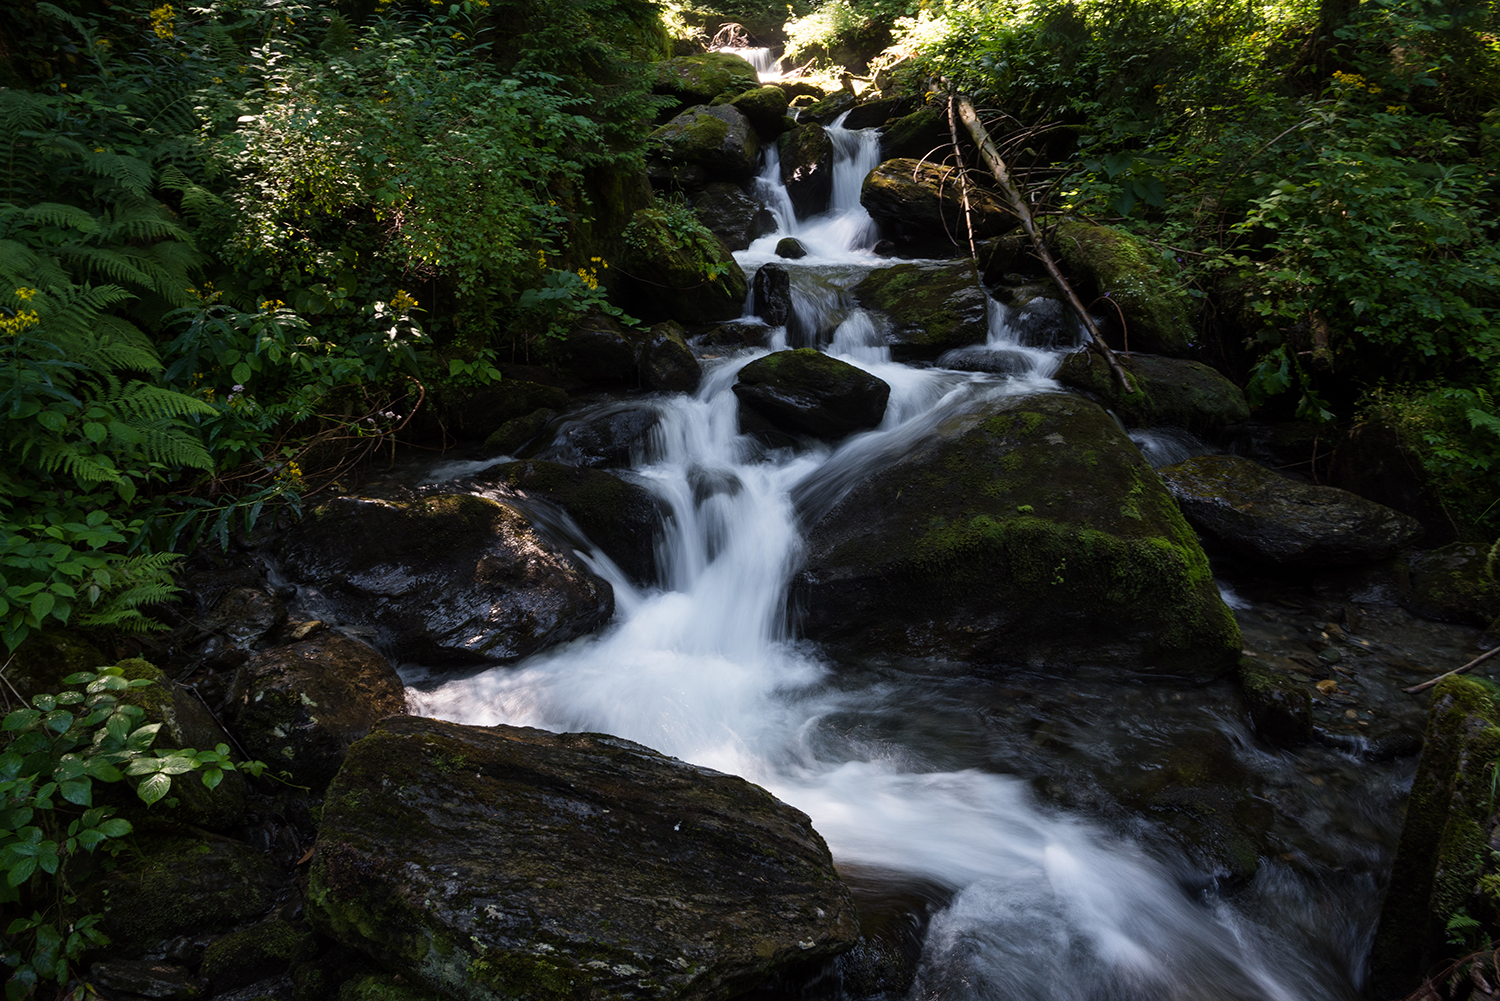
left=0, top=239, right=70, bottom=291
left=58, top=245, right=156, bottom=291
left=20, top=203, right=99, bottom=235
left=36, top=444, right=124, bottom=485
left=81, top=151, right=153, bottom=199
left=85, top=315, right=164, bottom=373
left=96, top=203, right=191, bottom=245
left=113, top=382, right=218, bottom=421
left=77, top=551, right=183, bottom=632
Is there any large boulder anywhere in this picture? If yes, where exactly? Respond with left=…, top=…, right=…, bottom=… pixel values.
left=565, top=312, right=644, bottom=386
left=652, top=52, right=761, bottom=111
left=649, top=105, right=760, bottom=183
left=278, top=495, right=614, bottom=666
left=691, top=183, right=776, bottom=252
left=309, top=716, right=859, bottom=1001
left=793, top=392, right=1240, bottom=676
left=1049, top=221, right=1195, bottom=356
left=429, top=380, right=570, bottom=441
left=733, top=349, right=890, bottom=442
left=842, top=96, right=915, bottom=131
left=639, top=320, right=703, bottom=394
left=878, top=105, right=948, bottom=162
left=861, top=159, right=1015, bottom=245
left=618, top=208, right=749, bottom=325
left=1399, top=542, right=1500, bottom=628
left=752, top=262, right=793, bottom=326
left=850, top=262, right=989, bottom=360
left=468, top=460, right=669, bottom=586
left=1056, top=350, right=1251, bottom=434
left=730, top=86, right=790, bottom=136
left=1157, top=455, right=1424, bottom=567
left=778, top=124, right=835, bottom=219
left=538, top=406, right=661, bottom=469
left=232, top=630, right=408, bottom=790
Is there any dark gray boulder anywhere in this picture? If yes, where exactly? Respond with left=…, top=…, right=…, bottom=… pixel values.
left=842, top=96, right=915, bottom=131
left=483, top=407, right=557, bottom=456
left=640, top=320, right=703, bottom=394
left=779, top=124, right=835, bottom=219
left=1056, top=350, right=1251, bottom=434
left=692, top=183, right=776, bottom=252
left=1157, top=455, right=1424, bottom=567
left=860, top=159, right=1014, bottom=246
left=1236, top=656, right=1311, bottom=747
left=850, top=262, right=989, bottom=360
left=793, top=392, right=1240, bottom=676
left=309, top=716, right=859, bottom=1001
left=1048, top=221, right=1194, bottom=357
left=879, top=105, right=948, bottom=161
left=232, top=630, right=408, bottom=789
left=652, top=52, right=761, bottom=110
left=278, top=495, right=614, bottom=665
left=539, top=406, right=662, bottom=469
left=649, top=104, right=761, bottom=183
left=733, top=349, right=890, bottom=442
left=730, top=85, right=791, bottom=136
left=617, top=208, right=748, bottom=325
left=753, top=263, right=793, bottom=326
left=1399, top=542, right=1500, bottom=627
left=776, top=237, right=808, bottom=259
left=566, top=312, right=643, bottom=385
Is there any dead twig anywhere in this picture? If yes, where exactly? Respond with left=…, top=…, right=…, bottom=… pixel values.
left=1404, top=645, right=1500, bottom=694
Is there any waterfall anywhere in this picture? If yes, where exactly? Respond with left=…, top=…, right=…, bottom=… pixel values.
left=409, top=112, right=1370, bottom=1001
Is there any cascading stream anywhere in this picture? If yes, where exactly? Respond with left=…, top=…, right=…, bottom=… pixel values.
left=410, top=102, right=1369, bottom=1000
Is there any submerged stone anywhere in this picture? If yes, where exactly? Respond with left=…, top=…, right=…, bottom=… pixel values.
left=309, top=716, right=859, bottom=1001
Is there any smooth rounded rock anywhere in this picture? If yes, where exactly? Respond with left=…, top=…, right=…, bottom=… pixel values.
left=692, top=182, right=776, bottom=252
left=639, top=319, right=702, bottom=394
left=649, top=104, right=760, bottom=182
left=851, top=262, right=989, bottom=359
left=775, top=237, right=808, bottom=259
left=779, top=124, right=834, bottom=219
left=539, top=406, right=661, bottom=469
left=861, top=158, right=1015, bottom=245
left=733, top=348, right=890, bottom=441
left=1057, top=350, right=1251, bottom=433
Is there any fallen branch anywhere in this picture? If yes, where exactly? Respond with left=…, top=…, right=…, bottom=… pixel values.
left=1404, top=644, right=1500, bottom=694
left=953, top=93, right=1135, bottom=395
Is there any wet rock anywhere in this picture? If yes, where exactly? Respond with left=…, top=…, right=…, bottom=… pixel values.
left=197, top=586, right=286, bottom=651
left=278, top=495, right=613, bottom=666
left=469, top=460, right=668, bottom=586
left=698, top=320, right=771, bottom=350
left=482, top=407, right=556, bottom=456
left=975, top=233, right=1032, bottom=284
left=776, top=237, right=808, bottom=259
left=797, top=90, right=857, bottom=125
left=1329, top=420, right=1454, bottom=543
left=91, top=960, right=207, bottom=1000
left=233, top=632, right=408, bottom=790
left=309, top=716, right=859, bottom=1001
left=649, top=104, right=760, bottom=183
left=438, top=380, right=570, bottom=440
left=639, top=320, right=702, bottom=394
left=879, top=105, right=949, bottom=161
left=201, top=920, right=318, bottom=993
left=779, top=124, right=835, bottom=219
left=842, top=95, right=915, bottom=131
left=934, top=346, right=1034, bottom=375
left=617, top=207, right=748, bottom=325
left=692, top=182, right=776, bottom=252
left=730, top=85, right=791, bottom=136
left=652, top=52, right=761, bottom=111
left=851, top=262, right=989, bottom=360
left=1056, top=351, right=1251, bottom=434
left=794, top=393, right=1240, bottom=676
left=1004, top=296, right=1074, bottom=349
left=1400, top=542, right=1500, bottom=628
left=338, top=973, right=441, bottom=1001
left=1236, top=656, right=1312, bottom=746
left=861, top=159, right=1015, bottom=244
left=733, top=348, right=890, bottom=442
left=753, top=262, right=793, bottom=326
left=565, top=311, right=643, bottom=385
left=1158, top=455, right=1424, bottom=567
left=81, top=833, right=282, bottom=955
left=1048, top=221, right=1195, bottom=356
left=539, top=406, right=661, bottom=469
left=1370, top=676, right=1500, bottom=996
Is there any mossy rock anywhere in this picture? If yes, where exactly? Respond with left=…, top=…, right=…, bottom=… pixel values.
left=1056, top=350, right=1250, bottom=434
left=691, top=182, right=776, bottom=252
left=1400, top=542, right=1500, bottom=627
left=639, top=319, right=702, bottom=393
left=733, top=348, right=890, bottom=442
left=1236, top=656, right=1311, bottom=747
left=778, top=124, right=834, bottom=219
left=793, top=392, right=1240, bottom=676
left=651, top=52, right=761, bottom=108
left=797, top=90, right=857, bottom=125
left=843, top=95, right=916, bottom=131
left=879, top=105, right=948, bottom=162
left=337, top=973, right=443, bottom=1001
left=648, top=104, right=760, bottom=182
left=202, top=920, right=318, bottom=993
left=1049, top=221, right=1195, bottom=356
left=309, top=716, right=859, bottom=1001
left=850, top=262, right=989, bottom=360
left=482, top=407, right=557, bottom=456
left=617, top=207, right=748, bottom=325
left=860, top=158, right=1015, bottom=246
left=3, top=628, right=108, bottom=703
left=1370, top=676, right=1500, bottom=996
left=565, top=311, right=644, bottom=385
left=730, top=85, right=790, bottom=136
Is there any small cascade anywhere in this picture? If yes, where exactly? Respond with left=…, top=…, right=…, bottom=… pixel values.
left=745, top=113, right=883, bottom=262
left=713, top=45, right=784, bottom=82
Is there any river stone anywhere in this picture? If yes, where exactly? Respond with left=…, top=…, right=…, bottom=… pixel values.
left=1400, top=542, right=1500, bottom=628
left=861, top=158, right=1015, bottom=244
left=698, top=320, right=771, bottom=350
left=1049, top=221, right=1194, bottom=356
left=232, top=631, right=408, bottom=789
left=850, top=262, right=989, bottom=360
left=733, top=349, right=890, bottom=442
left=879, top=105, right=948, bottom=161
left=617, top=208, right=748, bottom=325
left=639, top=320, right=702, bottom=394
left=779, top=124, right=835, bottom=219
left=309, top=716, right=860, bottom=1001
left=1005, top=297, right=1073, bottom=349
left=797, top=90, right=857, bottom=125
left=1056, top=350, right=1251, bottom=434
left=1369, top=676, right=1500, bottom=997
left=753, top=263, right=793, bottom=326
left=566, top=312, right=643, bottom=385
left=539, top=406, right=661, bottom=469
left=469, top=460, right=668, bottom=586
left=277, top=495, right=614, bottom=665
left=1157, top=455, right=1424, bottom=567
left=730, top=85, right=790, bottom=136
left=842, top=95, right=915, bottom=131
left=201, top=920, right=318, bottom=993
left=649, top=104, right=760, bottom=183
left=483, top=407, right=556, bottom=456
left=691, top=182, right=775, bottom=252
left=776, top=237, right=808, bottom=259
left=197, top=585, right=285, bottom=652
left=652, top=52, right=761, bottom=110
left=91, top=961, right=206, bottom=1000
left=1236, top=656, right=1311, bottom=747
left=793, top=392, right=1240, bottom=676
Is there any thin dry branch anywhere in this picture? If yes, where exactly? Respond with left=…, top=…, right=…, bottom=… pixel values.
left=1404, top=644, right=1500, bottom=694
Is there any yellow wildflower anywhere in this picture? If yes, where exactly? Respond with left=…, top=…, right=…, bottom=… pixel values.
left=390, top=289, right=419, bottom=315
left=15, top=287, right=37, bottom=301
left=148, top=4, right=174, bottom=40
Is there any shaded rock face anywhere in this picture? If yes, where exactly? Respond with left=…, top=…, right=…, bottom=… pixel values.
left=850, top=262, right=989, bottom=360
left=1005, top=296, right=1074, bottom=349
left=1056, top=350, right=1251, bottom=434
left=1157, top=455, right=1424, bottom=567
left=278, top=495, right=614, bottom=666
left=567, top=312, right=643, bottom=385
left=752, top=263, right=793, bottom=326
left=233, top=631, right=408, bottom=789
left=483, top=407, right=556, bottom=456
left=1369, top=676, right=1500, bottom=997
left=309, top=716, right=860, bottom=1001
left=640, top=320, right=703, bottom=394
left=692, top=183, right=776, bottom=252
left=733, top=349, right=890, bottom=442
left=539, top=406, right=662, bottom=469
left=730, top=85, right=790, bottom=136
left=778, top=124, right=835, bottom=219
left=1236, top=656, right=1311, bottom=747
left=618, top=208, right=748, bottom=325
left=435, top=380, right=571, bottom=440
left=649, top=104, right=760, bottom=183
left=698, top=320, right=771, bottom=350
left=1400, top=542, right=1500, bottom=628
left=652, top=52, right=761, bottom=111
left=878, top=106, right=949, bottom=162
left=793, top=393, right=1240, bottom=676
left=1329, top=420, right=1454, bottom=544
left=796, top=90, right=857, bottom=125
left=469, top=459, right=668, bottom=586
left=861, top=159, right=1014, bottom=244
left=842, top=96, right=915, bottom=131
left=1049, top=221, right=1195, bottom=356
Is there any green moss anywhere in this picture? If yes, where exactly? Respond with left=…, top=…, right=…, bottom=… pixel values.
left=467, top=953, right=592, bottom=1001
left=1052, top=222, right=1194, bottom=356
left=337, top=974, right=443, bottom=1001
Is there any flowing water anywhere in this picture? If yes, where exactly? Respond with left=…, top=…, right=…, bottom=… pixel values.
left=399, top=97, right=1421, bottom=1001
